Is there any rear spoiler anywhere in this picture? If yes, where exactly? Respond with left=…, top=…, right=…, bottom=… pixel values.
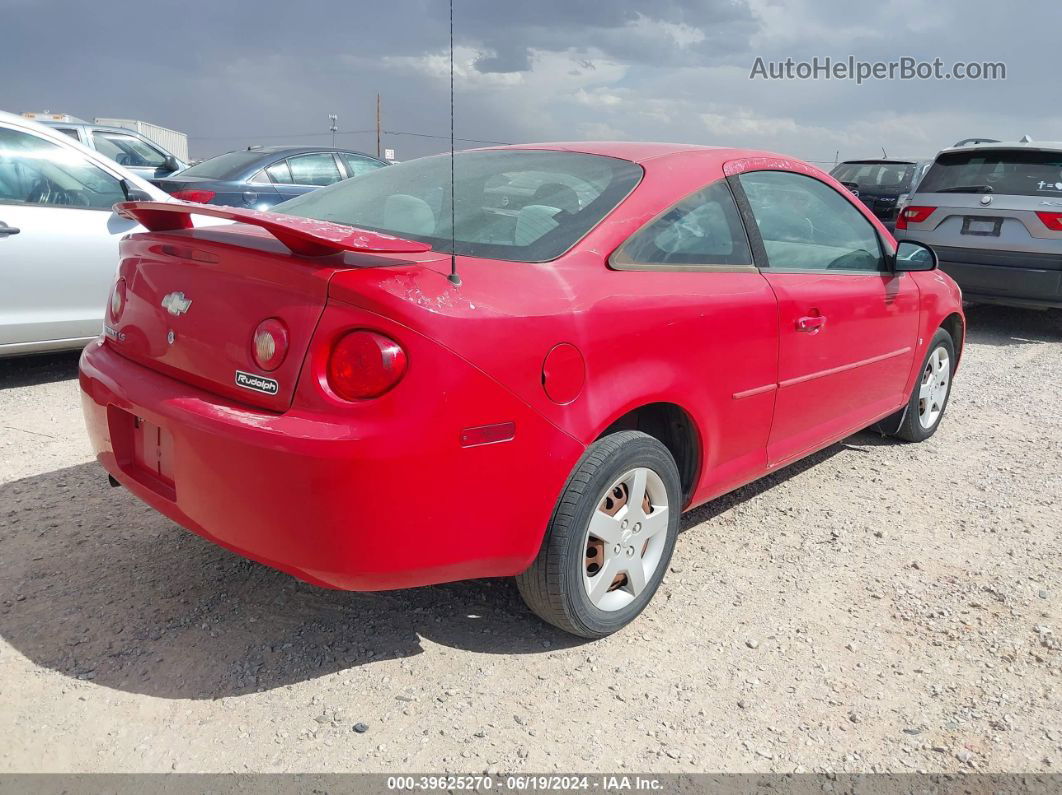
left=114, top=201, right=432, bottom=257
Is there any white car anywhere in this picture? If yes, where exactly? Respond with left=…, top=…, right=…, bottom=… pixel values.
left=0, top=109, right=171, bottom=357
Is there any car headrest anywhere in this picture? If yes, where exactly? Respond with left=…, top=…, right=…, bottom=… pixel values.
left=515, top=204, right=561, bottom=246
left=383, top=193, right=435, bottom=236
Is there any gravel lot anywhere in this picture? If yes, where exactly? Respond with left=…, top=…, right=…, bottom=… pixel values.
left=1, top=304, right=1059, bottom=774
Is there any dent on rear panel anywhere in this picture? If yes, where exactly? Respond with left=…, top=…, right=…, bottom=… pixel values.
left=378, top=271, right=481, bottom=314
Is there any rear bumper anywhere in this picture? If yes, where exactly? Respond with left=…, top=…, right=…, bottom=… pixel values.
left=932, top=245, right=1062, bottom=308
left=79, top=341, right=582, bottom=590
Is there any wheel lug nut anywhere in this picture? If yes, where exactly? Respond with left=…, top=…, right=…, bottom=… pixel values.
left=626, top=547, right=634, bottom=557
left=634, top=523, right=642, bottom=533
left=613, top=544, right=622, bottom=555
left=621, top=520, right=629, bottom=529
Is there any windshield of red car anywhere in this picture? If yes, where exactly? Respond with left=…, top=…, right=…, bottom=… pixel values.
left=274, top=149, right=643, bottom=262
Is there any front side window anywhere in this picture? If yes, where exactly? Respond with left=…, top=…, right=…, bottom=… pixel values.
left=917, top=148, right=1062, bottom=197
left=737, top=170, right=884, bottom=272
left=611, top=179, right=752, bottom=269
left=287, top=153, right=342, bottom=186
left=0, top=126, right=126, bottom=210
left=275, top=149, right=643, bottom=263
left=91, top=131, right=167, bottom=168
left=340, top=153, right=385, bottom=178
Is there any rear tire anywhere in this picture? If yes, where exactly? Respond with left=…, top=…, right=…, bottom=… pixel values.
left=516, top=431, right=681, bottom=638
left=891, top=328, right=956, bottom=442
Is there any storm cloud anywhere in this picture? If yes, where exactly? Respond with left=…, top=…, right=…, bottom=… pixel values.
left=1, top=0, right=1056, bottom=163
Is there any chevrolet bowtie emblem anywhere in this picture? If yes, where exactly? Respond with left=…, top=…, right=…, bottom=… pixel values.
left=161, top=291, right=192, bottom=316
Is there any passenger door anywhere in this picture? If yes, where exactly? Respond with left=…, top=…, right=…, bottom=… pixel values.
left=0, top=124, right=135, bottom=348
left=732, top=168, right=919, bottom=467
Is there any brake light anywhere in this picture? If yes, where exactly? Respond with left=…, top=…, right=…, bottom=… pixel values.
left=896, top=205, right=935, bottom=230
left=109, top=278, right=126, bottom=320
left=171, top=189, right=216, bottom=203
left=327, top=330, right=408, bottom=400
left=1035, top=211, right=1062, bottom=231
left=251, top=318, right=288, bottom=371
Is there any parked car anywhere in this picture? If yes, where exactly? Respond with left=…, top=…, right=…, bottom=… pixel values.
left=38, top=119, right=187, bottom=181
left=0, top=109, right=173, bottom=357
left=895, top=139, right=1062, bottom=309
left=152, top=146, right=388, bottom=210
left=80, top=143, right=964, bottom=638
left=830, top=159, right=930, bottom=231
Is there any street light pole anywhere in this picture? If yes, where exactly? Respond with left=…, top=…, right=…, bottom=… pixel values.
left=328, top=113, right=338, bottom=148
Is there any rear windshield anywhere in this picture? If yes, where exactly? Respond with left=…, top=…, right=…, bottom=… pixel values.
left=176, top=150, right=263, bottom=179
left=918, top=149, right=1062, bottom=197
left=274, top=149, right=643, bottom=262
left=830, top=162, right=916, bottom=192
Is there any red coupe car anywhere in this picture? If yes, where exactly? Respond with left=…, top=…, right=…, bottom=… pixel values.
left=79, top=142, right=964, bottom=638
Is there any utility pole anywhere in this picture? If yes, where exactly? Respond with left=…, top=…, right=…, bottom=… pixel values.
left=328, top=113, right=338, bottom=148
left=376, top=94, right=382, bottom=159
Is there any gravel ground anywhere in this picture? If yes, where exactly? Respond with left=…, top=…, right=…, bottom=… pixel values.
left=1, top=304, right=1059, bottom=774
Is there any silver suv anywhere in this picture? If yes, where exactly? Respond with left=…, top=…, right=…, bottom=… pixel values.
left=894, top=140, right=1062, bottom=309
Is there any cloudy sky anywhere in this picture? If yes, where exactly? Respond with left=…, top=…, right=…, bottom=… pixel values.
left=3, top=0, right=1058, bottom=164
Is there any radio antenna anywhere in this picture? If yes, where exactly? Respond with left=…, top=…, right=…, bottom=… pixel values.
left=447, top=0, right=461, bottom=286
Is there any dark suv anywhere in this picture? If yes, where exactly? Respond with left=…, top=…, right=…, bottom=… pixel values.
left=830, top=159, right=930, bottom=231
left=894, top=141, right=1062, bottom=310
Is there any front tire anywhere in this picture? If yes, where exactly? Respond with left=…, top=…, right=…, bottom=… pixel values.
left=516, top=431, right=682, bottom=638
left=891, top=328, right=956, bottom=442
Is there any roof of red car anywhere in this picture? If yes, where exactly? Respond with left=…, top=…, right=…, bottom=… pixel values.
left=491, top=141, right=767, bottom=164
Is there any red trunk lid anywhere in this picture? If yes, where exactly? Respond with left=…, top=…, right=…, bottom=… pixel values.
left=105, top=203, right=435, bottom=412
left=109, top=227, right=335, bottom=411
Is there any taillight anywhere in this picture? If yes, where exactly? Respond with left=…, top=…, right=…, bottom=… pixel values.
left=327, top=330, right=407, bottom=400
left=171, top=189, right=216, bottom=203
left=896, top=205, right=935, bottom=230
left=251, top=318, right=288, bottom=371
left=1036, top=211, right=1062, bottom=231
left=109, top=278, right=126, bottom=321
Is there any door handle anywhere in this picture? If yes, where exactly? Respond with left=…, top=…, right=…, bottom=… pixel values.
left=796, top=315, right=826, bottom=333
left=0, top=222, right=20, bottom=237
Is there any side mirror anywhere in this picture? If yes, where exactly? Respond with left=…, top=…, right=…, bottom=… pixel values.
left=893, top=240, right=937, bottom=272
left=119, top=179, right=152, bottom=203
left=163, top=155, right=181, bottom=172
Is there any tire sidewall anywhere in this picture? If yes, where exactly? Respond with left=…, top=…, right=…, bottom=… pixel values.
left=559, top=434, right=681, bottom=637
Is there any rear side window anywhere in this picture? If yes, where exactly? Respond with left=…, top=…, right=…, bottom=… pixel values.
left=611, top=180, right=752, bottom=269
left=265, top=161, right=292, bottom=184
left=918, top=149, right=1062, bottom=197
left=287, top=153, right=342, bottom=186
